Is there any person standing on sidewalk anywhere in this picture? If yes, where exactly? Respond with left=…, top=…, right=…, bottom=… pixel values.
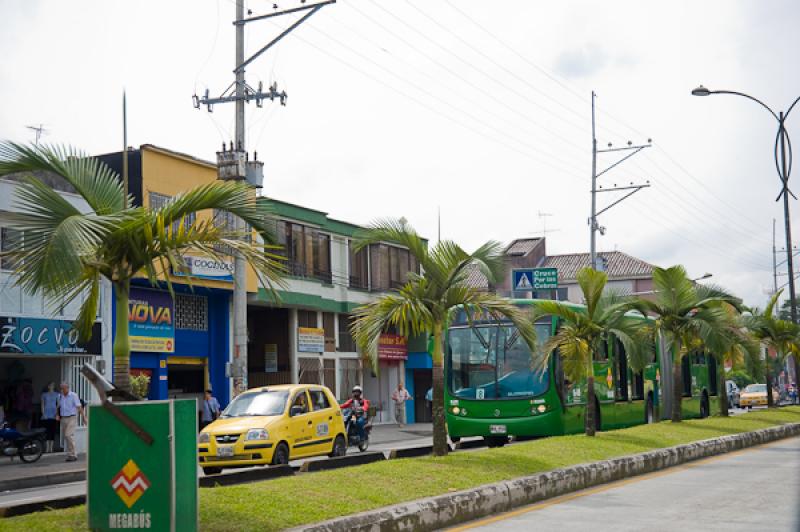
left=40, top=382, right=60, bottom=453
left=391, top=382, right=410, bottom=427
left=200, top=390, right=221, bottom=430
left=56, top=382, right=86, bottom=462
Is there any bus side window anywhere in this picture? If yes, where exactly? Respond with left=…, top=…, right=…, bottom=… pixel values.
left=708, top=354, right=718, bottom=396
left=554, top=349, right=567, bottom=409
left=614, top=339, right=629, bottom=402
left=681, top=355, right=693, bottom=397
left=632, top=372, right=645, bottom=400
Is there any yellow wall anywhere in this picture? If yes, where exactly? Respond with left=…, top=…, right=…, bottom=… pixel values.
left=140, top=146, right=258, bottom=292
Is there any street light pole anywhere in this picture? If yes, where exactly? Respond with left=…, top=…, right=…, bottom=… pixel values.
left=692, top=86, right=800, bottom=325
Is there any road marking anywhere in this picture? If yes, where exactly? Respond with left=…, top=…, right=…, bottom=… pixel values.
left=448, top=437, right=796, bottom=531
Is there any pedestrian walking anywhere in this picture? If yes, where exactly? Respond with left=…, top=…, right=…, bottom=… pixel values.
left=425, top=387, right=433, bottom=418
left=56, top=382, right=86, bottom=462
left=200, top=389, right=220, bottom=430
left=391, top=382, right=410, bottom=427
left=40, top=382, right=60, bottom=453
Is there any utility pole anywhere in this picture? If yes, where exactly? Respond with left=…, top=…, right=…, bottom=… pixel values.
left=773, top=219, right=779, bottom=303
left=194, top=0, right=335, bottom=396
left=589, top=92, right=652, bottom=270
left=122, top=92, right=128, bottom=200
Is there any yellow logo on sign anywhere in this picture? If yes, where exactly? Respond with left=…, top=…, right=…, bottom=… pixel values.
left=111, top=459, right=151, bottom=508
left=606, top=367, right=613, bottom=388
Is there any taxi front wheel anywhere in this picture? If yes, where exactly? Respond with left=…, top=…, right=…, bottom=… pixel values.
left=329, top=435, right=346, bottom=458
left=272, top=442, right=290, bottom=466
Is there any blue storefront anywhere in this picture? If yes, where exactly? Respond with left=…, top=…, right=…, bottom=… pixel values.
left=404, top=334, right=433, bottom=424
left=112, top=282, right=231, bottom=407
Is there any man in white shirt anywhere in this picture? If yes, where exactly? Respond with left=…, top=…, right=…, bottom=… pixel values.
left=56, top=382, right=86, bottom=462
left=391, top=382, right=410, bottom=427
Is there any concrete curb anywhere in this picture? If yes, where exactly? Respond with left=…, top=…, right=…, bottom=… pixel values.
left=0, top=470, right=85, bottom=493
left=296, top=422, right=800, bottom=532
left=199, top=465, right=295, bottom=487
left=0, top=495, right=86, bottom=518
left=298, top=452, right=385, bottom=473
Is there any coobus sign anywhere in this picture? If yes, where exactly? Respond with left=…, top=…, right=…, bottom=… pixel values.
left=88, top=399, right=197, bottom=531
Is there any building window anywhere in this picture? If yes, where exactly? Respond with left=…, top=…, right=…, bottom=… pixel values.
left=0, top=227, right=23, bottom=271
left=148, top=192, right=195, bottom=235
left=337, top=314, right=357, bottom=352
left=175, top=294, right=208, bottom=331
left=338, top=359, right=360, bottom=401
left=349, top=244, right=369, bottom=290
left=276, top=221, right=332, bottom=283
left=322, top=312, right=335, bottom=352
left=298, top=309, right=318, bottom=328
left=369, top=244, right=419, bottom=292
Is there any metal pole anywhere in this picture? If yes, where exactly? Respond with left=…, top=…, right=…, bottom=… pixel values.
left=773, top=218, right=778, bottom=303
left=590, top=91, right=597, bottom=270
left=779, top=112, right=798, bottom=325
left=232, top=0, right=248, bottom=395
left=122, top=91, right=128, bottom=200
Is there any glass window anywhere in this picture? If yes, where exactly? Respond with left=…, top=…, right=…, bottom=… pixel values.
left=322, top=312, right=335, bottom=352
left=175, top=294, right=208, bottom=331
left=0, top=227, right=22, bottom=271
left=447, top=322, right=551, bottom=399
left=222, top=390, right=288, bottom=417
left=291, top=391, right=309, bottom=415
left=298, top=310, right=317, bottom=328
left=349, top=244, right=369, bottom=289
left=338, top=314, right=356, bottom=352
left=309, top=389, right=331, bottom=411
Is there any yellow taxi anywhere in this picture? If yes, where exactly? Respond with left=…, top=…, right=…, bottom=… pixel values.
left=198, top=384, right=346, bottom=475
left=739, top=383, right=778, bottom=408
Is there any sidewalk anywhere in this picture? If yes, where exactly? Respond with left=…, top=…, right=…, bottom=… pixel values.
left=0, top=452, right=86, bottom=491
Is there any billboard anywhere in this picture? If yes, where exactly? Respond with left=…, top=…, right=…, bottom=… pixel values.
left=297, top=327, right=324, bottom=353
left=129, top=288, right=175, bottom=353
left=0, top=315, right=101, bottom=355
left=378, top=334, right=408, bottom=361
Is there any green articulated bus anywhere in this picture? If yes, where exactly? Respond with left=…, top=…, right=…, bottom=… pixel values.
left=445, top=299, right=721, bottom=447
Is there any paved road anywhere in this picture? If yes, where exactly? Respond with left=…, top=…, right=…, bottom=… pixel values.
left=452, top=436, right=800, bottom=532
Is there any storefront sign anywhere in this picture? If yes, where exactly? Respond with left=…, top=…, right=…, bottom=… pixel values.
left=88, top=399, right=197, bottom=531
left=129, top=288, right=175, bottom=353
left=264, top=344, right=278, bottom=373
left=378, top=334, right=408, bottom=361
left=174, top=255, right=234, bottom=282
left=298, top=327, right=324, bottom=353
left=0, top=315, right=101, bottom=355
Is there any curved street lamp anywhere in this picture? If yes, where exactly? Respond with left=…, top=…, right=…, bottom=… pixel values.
left=692, top=85, right=800, bottom=325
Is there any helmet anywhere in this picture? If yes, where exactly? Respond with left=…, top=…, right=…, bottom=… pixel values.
left=352, top=385, right=363, bottom=393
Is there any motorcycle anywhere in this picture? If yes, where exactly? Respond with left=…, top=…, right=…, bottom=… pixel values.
left=342, top=407, right=372, bottom=452
left=0, top=422, right=46, bottom=463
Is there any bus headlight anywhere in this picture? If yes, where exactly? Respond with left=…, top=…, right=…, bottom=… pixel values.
left=452, top=407, right=461, bottom=415
left=537, top=404, right=547, bottom=413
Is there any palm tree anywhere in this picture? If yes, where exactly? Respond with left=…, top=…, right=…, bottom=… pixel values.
left=533, top=267, right=652, bottom=436
left=711, top=304, right=760, bottom=416
left=745, top=290, right=800, bottom=408
left=0, top=142, right=285, bottom=392
left=349, top=219, right=537, bottom=456
left=629, top=265, right=737, bottom=422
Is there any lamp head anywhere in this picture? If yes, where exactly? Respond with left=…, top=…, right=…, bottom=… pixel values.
left=692, top=85, right=711, bottom=97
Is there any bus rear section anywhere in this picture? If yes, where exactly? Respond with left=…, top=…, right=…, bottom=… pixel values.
left=444, top=318, right=565, bottom=445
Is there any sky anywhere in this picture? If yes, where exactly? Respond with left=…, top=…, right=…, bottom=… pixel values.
left=1, top=0, right=799, bottom=308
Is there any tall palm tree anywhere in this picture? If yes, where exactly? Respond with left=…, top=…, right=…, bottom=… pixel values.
left=533, top=267, right=652, bottom=436
left=711, top=304, right=760, bottom=416
left=630, top=265, right=737, bottom=422
left=746, top=290, right=800, bottom=408
left=0, top=142, right=285, bottom=392
left=350, top=219, right=537, bottom=456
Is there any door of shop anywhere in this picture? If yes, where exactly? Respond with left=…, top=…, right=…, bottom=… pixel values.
left=413, top=369, right=432, bottom=423
left=167, top=357, right=207, bottom=401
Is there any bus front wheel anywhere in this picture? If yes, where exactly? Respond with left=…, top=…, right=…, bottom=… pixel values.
left=485, top=436, right=507, bottom=448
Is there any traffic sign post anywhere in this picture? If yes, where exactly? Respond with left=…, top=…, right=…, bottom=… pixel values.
left=512, top=268, right=558, bottom=292
left=87, top=399, right=197, bottom=531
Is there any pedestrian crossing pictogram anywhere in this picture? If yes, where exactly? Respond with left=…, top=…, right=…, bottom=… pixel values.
left=515, top=273, right=532, bottom=290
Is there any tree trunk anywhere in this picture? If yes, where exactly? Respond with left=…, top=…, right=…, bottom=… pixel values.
left=431, top=324, right=448, bottom=456
left=585, top=374, right=596, bottom=437
left=765, top=354, right=775, bottom=408
left=718, top=359, right=728, bottom=417
left=671, top=355, right=683, bottom=422
left=112, top=279, right=132, bottom=394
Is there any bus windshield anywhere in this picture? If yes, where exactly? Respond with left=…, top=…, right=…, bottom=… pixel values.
left=447, top=322, right=551, bottom=400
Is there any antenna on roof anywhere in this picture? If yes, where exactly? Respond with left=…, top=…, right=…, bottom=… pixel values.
left=528, top=212, right=560, bottom=237
left=26, top=124, right=49, bottom=145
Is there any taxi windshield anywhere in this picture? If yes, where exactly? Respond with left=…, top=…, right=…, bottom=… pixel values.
left=744, top=384, right=766, bottom=394
left=222, top=390, right=289, bottom=417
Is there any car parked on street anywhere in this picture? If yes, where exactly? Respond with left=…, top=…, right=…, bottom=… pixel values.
left=198, top=384, right=347, bottom=475
left=725, top=380, right=740, bottom=408
left=738, top=383, right=778, bottom=409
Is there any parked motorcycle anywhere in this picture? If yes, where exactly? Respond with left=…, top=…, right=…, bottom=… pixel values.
left=0, top=422, right=46, bottom=463
left=342, top=407, right=372, bottom=452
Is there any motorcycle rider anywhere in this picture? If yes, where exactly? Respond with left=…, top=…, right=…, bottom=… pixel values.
left=340, top=385, right=370, bottom=442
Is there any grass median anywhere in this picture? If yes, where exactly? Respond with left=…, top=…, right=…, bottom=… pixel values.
left=3, top=407, right=800, bottom=531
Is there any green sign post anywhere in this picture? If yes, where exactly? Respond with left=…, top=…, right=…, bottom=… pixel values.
left=87, top=399, right=197, bottom=531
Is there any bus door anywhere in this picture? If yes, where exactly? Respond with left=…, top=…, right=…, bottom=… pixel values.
left=594, top=341, right=615, bottom=431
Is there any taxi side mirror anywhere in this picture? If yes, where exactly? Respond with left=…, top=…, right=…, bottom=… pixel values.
left=290, top=405, right=305, bottom=417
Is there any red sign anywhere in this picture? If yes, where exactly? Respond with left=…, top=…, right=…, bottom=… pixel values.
left=378, top=334, right=408, bottom=361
